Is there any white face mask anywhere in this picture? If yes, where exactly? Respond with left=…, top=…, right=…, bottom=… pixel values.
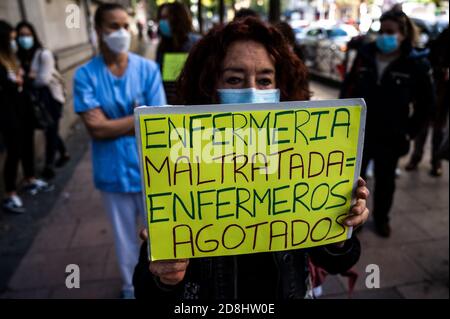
left=102, top=28, right=131, bottom=54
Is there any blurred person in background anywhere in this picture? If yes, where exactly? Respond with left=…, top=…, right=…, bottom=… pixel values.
left=274, top=21, right=305, bottom=61
left=137, top=21, right=144, bottom=40
left=0, top=21, right=52, bottom=214
left=16, top=21, right=70, bottom=180
left=156, top=1, right=201, bottom=104
left=340, top=10, right=435, bottom=237
left=406, top=27, right=449, bottom=176
left=73, top=3, right=166, bottom=298
left=233, top=8, right=261, bottom=21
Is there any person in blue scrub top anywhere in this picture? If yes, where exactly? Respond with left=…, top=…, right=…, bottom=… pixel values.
left=73, top=3, right=166, bottom=299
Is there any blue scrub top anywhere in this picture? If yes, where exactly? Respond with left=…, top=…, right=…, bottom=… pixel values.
left=73, top=53, right=166, bottom=193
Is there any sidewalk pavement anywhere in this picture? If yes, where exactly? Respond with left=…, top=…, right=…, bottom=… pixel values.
left=0, top=47, right=448, bottom=299
left=1, top=142, right=123, bottom=298
left=319, top=160, right=449, bottom=299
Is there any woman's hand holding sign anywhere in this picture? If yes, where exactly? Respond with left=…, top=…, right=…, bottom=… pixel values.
left=140, top=229, right=189, bottom=285
left=150, top=258, right=189, bottom=285
left=142, top=177, right=369, bottom=285
left=345, top=177, right=370, bottom=228
left=332, top=177, right=370, bottom=248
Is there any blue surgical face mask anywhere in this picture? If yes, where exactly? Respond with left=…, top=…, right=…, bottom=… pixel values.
left=217, top=88, right=280, bottom=104
left=159, top=19, right=172, bottom=37
left=376, top=34, right=399, bottom=54
left=18, top=36, right=34, bottom=50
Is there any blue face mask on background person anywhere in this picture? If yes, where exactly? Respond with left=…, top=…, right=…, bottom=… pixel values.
left=103, top=28, right=131, bottom=54
left=18, top=36, right=34, bottom=50
left=159, top=19, right=172, bottom=37
left=376, top=34, right=399, bottom=54
left=218, top=88, right=280, bottom=104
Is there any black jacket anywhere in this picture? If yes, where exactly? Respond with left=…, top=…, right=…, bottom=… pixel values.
left=340, top=42, right=435, bottom=156
left=0, top=65, right=33, bottom=132
left=133, top=236, right=360, bottom=300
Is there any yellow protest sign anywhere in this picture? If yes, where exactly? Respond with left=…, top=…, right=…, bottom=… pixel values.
left=162, top=53, right=188, bottom=82
left=135, top=99, right=366, bottom=261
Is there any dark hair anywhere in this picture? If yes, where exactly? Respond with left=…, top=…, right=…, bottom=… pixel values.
left=177, top=17, right=310, bottom=105
left=0, top=20, right=16, bottom=69
left=274, top=21, right=295, bottom=47
left=234, top=8, right=260, bottom=21
left=157, top=1, right=193, bottom=50
left=156, top=2, right=169, bottom=19
left=16, top=21, right=43, bottom=73
left=94, top=3, right=127, bottom=28
left=0, top=20, right=13, bottom=55
left=380, top=10, right=418, bottom=47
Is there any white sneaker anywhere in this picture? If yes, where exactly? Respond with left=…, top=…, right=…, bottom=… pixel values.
left=2, top=195, right=25, bottom=214
left=23, top=179, right=55, bottom=195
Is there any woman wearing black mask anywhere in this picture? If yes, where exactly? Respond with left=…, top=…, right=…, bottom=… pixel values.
left=16, top=21, right=70, bottom=180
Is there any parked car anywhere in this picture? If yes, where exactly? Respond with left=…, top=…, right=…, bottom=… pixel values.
left=288, top=17, right=309, bottom=42
left=298, top=23, right=359, bottom=82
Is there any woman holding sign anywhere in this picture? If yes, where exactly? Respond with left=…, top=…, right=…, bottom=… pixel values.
left=133, top=17, right=370, bottom=300
left=156, top=2, right=201, bottom=104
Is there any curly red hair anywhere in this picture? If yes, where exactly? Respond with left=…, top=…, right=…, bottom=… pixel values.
left=177, top=17, right=311, bottom=105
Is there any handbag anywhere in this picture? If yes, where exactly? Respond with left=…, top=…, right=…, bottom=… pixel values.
left=29, top=87, right=54, bottom=130
left=29, top=49, right=57, bottom=130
